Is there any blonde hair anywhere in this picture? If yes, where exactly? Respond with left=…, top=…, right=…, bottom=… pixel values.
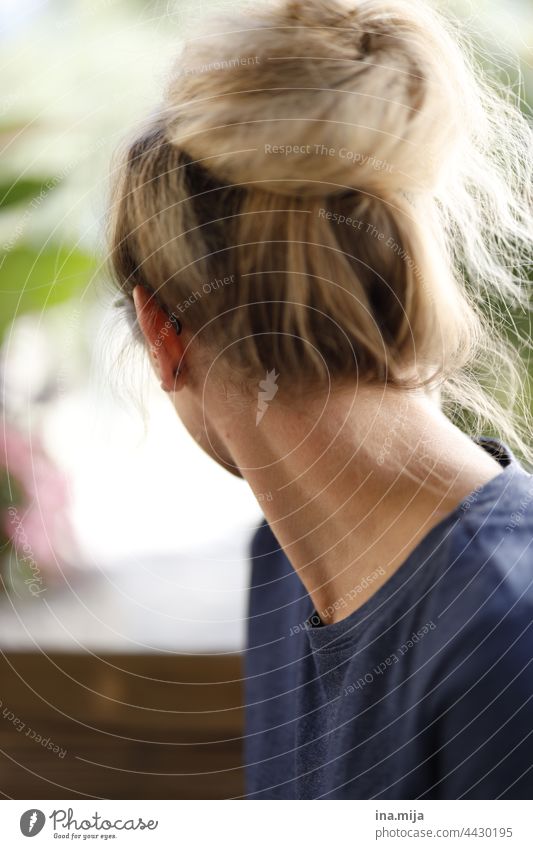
left=108, top=0, right=533, bottom=461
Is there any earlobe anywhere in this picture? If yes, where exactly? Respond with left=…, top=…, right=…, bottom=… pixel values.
left=160, top=364, right=181, bottom=393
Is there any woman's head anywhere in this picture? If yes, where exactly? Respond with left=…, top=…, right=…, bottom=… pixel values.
left=108, top=0, right=532, bottom=461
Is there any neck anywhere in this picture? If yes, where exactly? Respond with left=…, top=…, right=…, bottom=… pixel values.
left=220, top=382, right=502, bottom=624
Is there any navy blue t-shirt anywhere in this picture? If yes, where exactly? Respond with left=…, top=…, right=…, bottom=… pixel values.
left=244, top=438, right=533, bottom=799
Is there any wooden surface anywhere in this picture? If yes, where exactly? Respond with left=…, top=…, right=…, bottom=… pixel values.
left=0, top=653, right=244, bottom=799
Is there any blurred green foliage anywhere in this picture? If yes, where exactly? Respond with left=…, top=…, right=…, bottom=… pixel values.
left=0, top=177, right=50, bottom=209
left=0, top=164, right=97, bottom=342
left=0, top=243, right=95, bottom=339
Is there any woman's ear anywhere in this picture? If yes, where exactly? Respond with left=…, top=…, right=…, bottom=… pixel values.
left=132, top=285, right=185, bottom=392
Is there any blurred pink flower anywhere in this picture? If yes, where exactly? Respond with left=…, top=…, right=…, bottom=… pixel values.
left=1, top=422, right=79, bottom=583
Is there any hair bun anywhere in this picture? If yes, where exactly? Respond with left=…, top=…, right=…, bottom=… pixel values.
left=164, top=0, right=464, bottom=198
